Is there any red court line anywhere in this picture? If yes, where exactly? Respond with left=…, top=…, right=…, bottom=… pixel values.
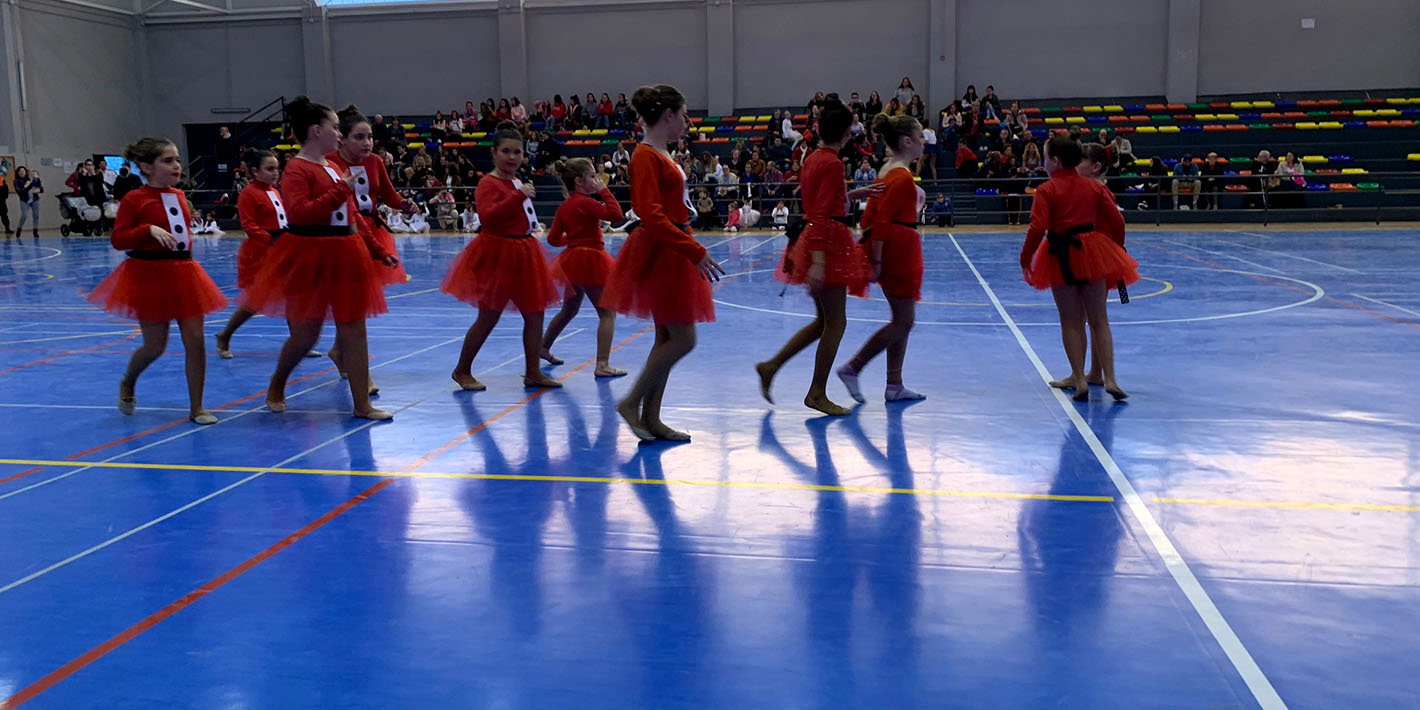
left=1150, top=243, right=1420, bottom=331
left=0, top=366, right=337, bottom=487
left=0, top=249, right=783, bottom=705
left=0, top=477, right=394, bottom=710
left=0, top=333, right=139, bottom=376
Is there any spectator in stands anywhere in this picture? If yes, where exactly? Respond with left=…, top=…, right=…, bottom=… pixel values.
left=430, top=111, right=449, bottom=141
left=704, top=154, right=724, bottom=184
left=849, top=112, right=866, bottom=138
left=961, top=84, right=979, bottom=108
left=906, top=95, right=927, bottom=124
left=1142, top=156, right=1169, bottom=209
left=849, top=92, right=864, bottom=115
left=372, top=114, right=390, bottom=148
left=720, top=166, right=742, bottom=199
left=448, top=108, right=465, bottom=135
left=610, top=163, right=629, bottom=187
left=894, top=77, right=915, bottom=108
left=1172, top=153, right=1200, bottom=209
left=992, top=127, right=1021, bottom=157
left=694, top=189, right=719, bottom=229
left=550, top=94, right=567, bottom=129
left=982, top=85, right=1002, bottom=120
left=463, top=101, right=477, bottom=123
left=537, top=131, right=563, bottom=170
left=613, top=142, right=632, bottom=167
left=1274, top=151, right=1307, bottom=209
left=1200, top=152, right=1225, bottom=210
left=771, top=200, right=789, bottom=230
left=496, top=99, right=512, bottom=122
left=1247, top=149, right=1276, bottom=209
left=585, top=92, right=598, bottom=124
left=886, top=97, right=905, bottom=117
left=614, top=93, right=633, bottom=128
left=965, top=102, right=984, bottom=145
left=1008, top=102, right=1031, bottom=137
left=807, top=91, right=826, bottom=114
left=747, top=148, right=766, bottom=179
left=460, top=201, right=479, bottom=232
left=1110, top=132, right=1134, bottom=169
left=782, top=110, right=803, bottom=146
left=511, top=97, right=528, bottom=124
left=865, top=91, right=883, bottom=117
left=215, top=125, right=236, bottom=186
left=854, top=158, right=877, bottom=187
left=595, top=93, right=614, bottom=129
left=671, top=140, right=691, bottom=166
left=431, top=188, right=458, bottom=230
left=955, top=142, right=978, bottom=177
left=764, top=161, right=785, bottom=195
left=111, top=165, right=142, bottom=203
left=939, top=103, right=962, bottom=149
left=567, top=94, right=585, bottom=129
left=729, top=145, right=748, bottom=174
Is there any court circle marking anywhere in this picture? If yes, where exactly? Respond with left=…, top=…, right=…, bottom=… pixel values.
left=0, top=246, right=63, bottom=264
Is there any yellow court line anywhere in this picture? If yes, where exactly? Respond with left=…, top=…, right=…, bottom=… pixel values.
left=1154, top=497, right=1420, bottom=514
left=0, top=457, right=1112, bottom=503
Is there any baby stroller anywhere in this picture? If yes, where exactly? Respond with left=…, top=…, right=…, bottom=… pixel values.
left=57, top=194, right=103, bottom=236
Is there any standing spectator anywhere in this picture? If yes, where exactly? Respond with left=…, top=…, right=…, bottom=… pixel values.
left=77, top=159, right=106, bottom=210
left=215, top=125, right=236, bottom=186
left=906, top=95, right=926, bottom=124
left=1172, top=154, right=1200, bottom=210
left=550, top=94, right=567, bottom=130
left=0, top=168, right=10, bottom=237
left=372, top=114, right=391, bottom=148
left=694, top=189, right=719, bottom=229
left=511, top=97, right=528, bottom=124
left=894, top=77, right=916, bottom=108
left=1200, top=152, right=1225, bottom=210
left=954, top=143, right=978, bottom=178
left=865, top=91, right=883, bottom=117
left=596, top=93, right=614, bottom=130
left=13, top=166, right=41, bottom=239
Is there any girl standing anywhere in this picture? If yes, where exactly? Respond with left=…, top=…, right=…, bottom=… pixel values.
left=87, top=138, right=227, bottom=424
left=442, top=121, right=562, bottom=391
left=539, top=157, right=627, bottom=377
left=215, top=149, right=302, bottom=358
left=838, top=114, right=928, bottom=403
left=14, top=167, right=41, bottom=239
left=242, top=96, right=400, bottom=420
left=1020, top=135, right=1136, bottom=401
left=602, top=84, right=725, bottom=441
left=757, top=97, right=883, bottom=415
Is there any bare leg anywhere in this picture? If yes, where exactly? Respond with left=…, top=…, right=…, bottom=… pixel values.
left=540, top=288, right=583, bottom=365
left=214, top=308, right=256, bottom=358
left=268, top=319, right=323, bottom=411
left=640, top=323, right=696, bottom=440
left=1047, top=285, right=1090, bottom=400
left=1080, top=279, right=1127, bottom=400
left=806, top=286, right=851, bottom=414
left=523, top=310, right=561, bottom=388
left=118, top=320, right=171, bottom=414
left=756, top=294, right=826, bottom=404
left=618, top=323, right=695, bottom=440
left=452, top=306, right=501, bottom=390
left=336, top=319, right=391, bottom=418
left=585, top=287, right=624, bottom=377
left=880, top=296, right=924, bottom=400
left=1086, top=316, right=1104, bottom=386
left=176, top=317, right=214, bottom=423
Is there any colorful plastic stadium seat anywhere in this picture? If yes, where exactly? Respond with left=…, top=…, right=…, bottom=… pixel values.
left=1386, top=98, right=1410, bottom=105
left=1376, top=109, right=1402, bottom=117
left=1273, top=123, right=1296, bottom=130
left=1301, top=155, right=1327, bottom=163
left=1327, top=156, right=1354, bottom=164
left=1225, top=184, right=1250, bottom=192
left=1195, top=113, right=1216, bottom=121
left=1226, top=124, right=1249, bottom=131
left=1217, top=113, right=1239, bottom=120
left=1296, top=122, right=1320, bottom=130
left=1392, top=120, right=1417, bottom=127
left=1025, top=107, right=1043, bottom=115
left=1341, top=167, right=1368, bottom=174
left=1357, top=182, right=1380, bottom=191
left=1135, top=126, right=1158, bottom=134
left=1203, top=124, right=1226, bottom=132
left=1407, top=153, right=1420, bottom=161
left=1260, top=112, right=1283, bottom=119
left=1181, top=125, right=1203, bottom=133
left=1128, top=115, right=1150, bottom=123
left=1104, top=105, right=1124, bottom=112
left=1158, top=125, right=1180, bottom=133
left=1168, top=103, right=1189, bottom=111
left=1083, top=105, right=1103, bottom=113
left=1230, top=101, right=1252, bottom=109
left=976, top=189, right=999, bottom=195
left=1319, top=122, right=1344, bottom=129
left=1283, top=111, right=1307, bottom=119
left=1065, top=116, right=1086, bottom=124
left=1330, top=183, right=1357, bottom=191
left=1305, top=184, right=1330, bottom=191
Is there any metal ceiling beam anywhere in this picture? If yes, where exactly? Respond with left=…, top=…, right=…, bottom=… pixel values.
left=33, top=0, right=135, bottom=16
left=142, top=0, right=228, bottom=15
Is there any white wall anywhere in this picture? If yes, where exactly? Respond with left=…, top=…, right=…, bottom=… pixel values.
left=1198, top=0, right=1420, bottom=96
left=330, top=11, right=501, bottom=113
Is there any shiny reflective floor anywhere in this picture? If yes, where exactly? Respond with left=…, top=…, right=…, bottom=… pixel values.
left=0, top=227, right=1417, bottom=709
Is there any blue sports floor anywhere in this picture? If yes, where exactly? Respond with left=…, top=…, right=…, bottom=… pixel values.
left=0, top=226, right=1417, bottom=709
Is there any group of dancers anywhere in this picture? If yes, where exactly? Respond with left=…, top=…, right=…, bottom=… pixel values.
left=83, top=86, right=1139, bottom=438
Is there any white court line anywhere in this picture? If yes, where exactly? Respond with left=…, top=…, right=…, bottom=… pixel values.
left=1351, top=294, right=1420, bottom=319
left=0, top=323, right=36, bottom=333
left=0, top=329, right=135, bottom=345
left=1222, top=233, right=1364, bottom=274
left=0, top=335, right=464, bottom=502
left=1160, top=239, right=1286, bottom=274
left=947, top=234, right=1286, bottom=710
left=0, top=326, right=577, bottom=593
left=0, top=403, right=355, bottom=413
left=0, top=246, right=64, bottom=264
left=740, top=234, right=783, bottom=254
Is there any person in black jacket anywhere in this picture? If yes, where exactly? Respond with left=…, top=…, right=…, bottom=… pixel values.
left=0, top=171, right=11, bottom=236
left=111, top=165, right=142, bottom=202
left=1200, top=152, right=1226, bottom=210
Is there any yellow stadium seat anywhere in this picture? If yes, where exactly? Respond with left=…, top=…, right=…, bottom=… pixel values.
left=1195, top=113, right=1216, bottom=120
left=1104, top=105, right=1124, bottom=112
left=1252, top=100, right=1275, bottom=108
left=1407, top=153, right=1420, bottom=161
left=1385, top=98, right=1410, bottom=105
left=1301, top=155, right=1326, bottom=163
left=1134, top=158, right=1152, bottom=167
left=1319, top=121, right=1343, bottom=129
left=573, top=129, right=591, bottom=136
left=1158, top=125, right=1180, bottom=133
left=1376, top=109, right=1401, bottom=117
left=1354, top=110, right=1377, bottom=117
left=1065, top=116, right=1086, bottom=124
left=1217, top=113, right=1239, bottom=120
left=1341, top=167, right=1368, bottom=174
left=591, top=129, right=608, bottom=136
left=757, top=115, right=772, bottom=122
left=1045, top=117, right=1064, bottom=125
left=402, top=123, right=414, bottom=130
left=1296, top=122, right=1319, bottom=130
left=1082, top=106, right=1102, bottom=113
left=1135, top=126, right=1158, bottom=133
left=1231, top=101, right=1253, bottom=109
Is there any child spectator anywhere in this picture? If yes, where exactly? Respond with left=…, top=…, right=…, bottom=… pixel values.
left=771, top=200, right=789, bottom=230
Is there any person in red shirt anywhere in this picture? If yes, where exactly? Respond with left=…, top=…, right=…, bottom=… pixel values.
left=838, top=114, right=929, bottom=403
left=756, top=95, right=883, bottom=415
left=242, top=96, right=400, bottom=420
left=1020, top=134, right=1137, bottom=401
left=602, top=84, right=725, bottom=442
left=86, top=137, right=227, bottom=424
left=595, top=92, right=615, bottom=130
left=1075, top=141, right=1120, bottom=387
left=539, top=157, right=627, bottom=377
left=442, top=121, right=562, bottom=391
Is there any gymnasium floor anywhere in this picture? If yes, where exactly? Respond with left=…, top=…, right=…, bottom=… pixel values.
left=0, top=225, right=1416, bottom=709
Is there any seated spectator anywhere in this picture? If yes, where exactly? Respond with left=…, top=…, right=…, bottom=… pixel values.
left=982, top=85, right=1003, bottom=120
left=782, top=110, right=803, bottom=146
left=613, top=142, right=632, bottom=167
left=460, top=201, right=480, bottom=232
left=854, top=158, right=877, bottom=187
left=496, top=99, right=512, bottom=122
left=763, top=161, right=785, bottom=194
left=430, top=111, right=449, bottom=140
left=724, top=200, right=761, bottom=232
left=1141, top=156, right=1170, bottom=210
left=1274, top=151, right=1307, bottom=209
left=771, top=200, right=790, bottom=230
left=1200, top=152, right=1225, bottom=210
left=928, top=193, right=953, bottom=227
left=448, top=109, right=465, bottom=135
left=614, top=93, right=633, bottom=128
left=894, top=77, right=916, bottom=109
left=550, top=94, right=567, bottom=129
left=1110, top=132, right=1134, bottom=169
left=719, top=167, right=741, bottom=199
left=865, top=90, right=883, bottom=117
left=886, top=97, right=905, bottom=117
left=806, top=91, right=826, bottom=114
left=906, top=95, right=927, bottom=124
left=430, top=189, right=458, bottom=230
left=961, top=84, right=979, bottom=109
left=596, top=93, right=614, bottom=130
left=463, top=101, right=478, bottom=124
left=511, top=97, right=528, bottom=124
left=1172, top=153, right=1200, bottom=210
left=568, top=95, right=585, bottom=129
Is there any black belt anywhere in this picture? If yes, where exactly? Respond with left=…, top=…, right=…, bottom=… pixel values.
left=786, top=215, right=854, bottom=252
left=485, top=232, right=534, bottom=240
left=1046, top=224, right=1094, bottom=286
left=361, top=209, right=390, bottom=232
left=860, top=221, right=919, bottom=244
left=286, top=225, right=355, bottom=238
left=126, top=250, right=191, bottom=261
left=625, top=221, right=691, bottom=236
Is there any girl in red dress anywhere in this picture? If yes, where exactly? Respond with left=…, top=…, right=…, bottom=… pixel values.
left=602, top=85, right=725, bottom=441
left=326, top=105, right=417, bottom=392
left=86, top=137, right=227, bottom=424
left=837, top=114, right=929, bottom=403
left=539, top=157, right=628, bottom=378
left=442, top=121, right=562, bottom=391
left=756, top=95, right=883, bottom=415
left=215, top=149, right=298, bottom=359
left=1072, top=141, right=1120, bottom=388
left=242, top=96, right=400, bottom=420
left=1021, top=135, right=1137, bottom=401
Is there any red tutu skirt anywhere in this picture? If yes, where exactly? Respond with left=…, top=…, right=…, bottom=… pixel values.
left=87, top=257, right=228, bottom=322
left=602, top=230, right=715, bottom=324
left=552, top=246, right=615, bottom=291
left=869, top=223, right=924, bottom=301
left=242, top=234, right=388, bottom=323
left=776, top=220, right=871, bottom=297
left=440, top=233, right=560, bottom=313
left=236, top=238, right=268, bottom=291
left=363, top=216, right=407, bottom=286
left=1025, top=231, right=1140, bottom=290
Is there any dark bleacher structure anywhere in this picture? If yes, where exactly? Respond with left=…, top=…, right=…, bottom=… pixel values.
left=184, top=91, right=1420, bottom=227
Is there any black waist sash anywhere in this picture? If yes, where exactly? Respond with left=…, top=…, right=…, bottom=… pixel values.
left=624, top=220, right=691, bottom=236
left=286, top=225, right=355, bottom=238
left=859, top=220, right=920, bottom=245
left=485, top=232, right=535, bottom=240
left=126, top=250, right=191, bottom=261
left=1046, top=223, right=1094, bottom=286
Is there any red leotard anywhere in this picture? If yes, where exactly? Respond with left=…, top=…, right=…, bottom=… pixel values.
left=602, top=144, right=714, bottom=324
left=777, top=146, right=871, bottom=295
left=86, top=186, right=227, bottom=321
left=327, top=151, right=407, bottom=285
left=241, top=156, right=389, bottom=323
left=548, top=188, right=624, bottom=290
left=235, top=181, right=283, bottom=291
left=440, top=174, right=559, bottom=313
left=1020, top=167, right=1138, bottom=290
left=862, top=167, right=925, bottom=301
